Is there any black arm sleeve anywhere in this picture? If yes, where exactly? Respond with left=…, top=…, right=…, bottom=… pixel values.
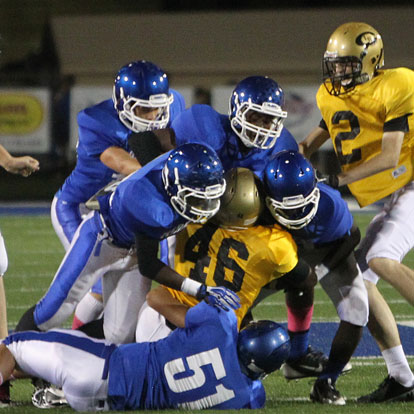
left=383, top=114, right=410, bottom=133
left=135, top=233, right=166, bottom=279
left=128, top=131, right=163, bottom=166
left=135, top=233, right=187, bottom=290
left=319, top=118, right=328, bottom=131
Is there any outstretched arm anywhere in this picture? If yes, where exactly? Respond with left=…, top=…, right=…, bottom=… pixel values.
left=100, top=128, right=176, bottom=177
left=299, top=126, right=330, bottom=159
left=127, top=129, right=175, bottom=166
left=146, top=285, right=189, bottom=328
left=336, top=131, right=403, bottom=187
left=100, top=146, right=142, bottom=176
left=0, top=145, right=39, bottom=177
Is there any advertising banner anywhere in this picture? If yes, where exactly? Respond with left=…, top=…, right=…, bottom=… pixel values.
left=0, top=88, right=51, bottom=153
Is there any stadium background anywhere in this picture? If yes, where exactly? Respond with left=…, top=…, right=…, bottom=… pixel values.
left=0, top=0, right=413, bottom=201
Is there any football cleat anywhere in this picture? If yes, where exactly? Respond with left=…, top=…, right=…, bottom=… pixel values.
left=357, top=375, right=414, bottom=403
left=310, top=378, right=346, bottom=405
left=282, top=346, right=352, bottom=380
left=32, top=384, right=68, bottom=409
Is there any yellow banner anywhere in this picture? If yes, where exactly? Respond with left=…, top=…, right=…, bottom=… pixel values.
left=0, top=93, right=44, bottom=134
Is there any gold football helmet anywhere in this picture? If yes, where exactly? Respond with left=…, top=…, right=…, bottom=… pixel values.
left=323, top=22, right=384, bottom=95
left=214, top=167, right=263, bottom=229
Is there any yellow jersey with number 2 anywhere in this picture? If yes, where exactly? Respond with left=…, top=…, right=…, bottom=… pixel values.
left=317, top=67, right=414, bottom=207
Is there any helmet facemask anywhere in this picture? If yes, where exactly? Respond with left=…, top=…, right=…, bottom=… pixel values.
left=266, top=186, right=320, bottom=230
left=162, top=165, right=226, bottom=224
left=113, top=86, right=173, bottom=132
left=230, top=97, right=287, bottom=150
left=322, top=55, right=364, bottom=96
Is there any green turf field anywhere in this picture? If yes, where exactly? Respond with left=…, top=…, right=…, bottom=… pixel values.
left=0, top=211, right=413, bottom=413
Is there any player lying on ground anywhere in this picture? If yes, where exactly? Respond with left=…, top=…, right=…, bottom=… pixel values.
left=0, top=301, right=290, bottom=411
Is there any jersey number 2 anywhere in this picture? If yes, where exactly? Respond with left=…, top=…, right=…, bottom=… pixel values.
left=332, top=110, right=362, bottom=166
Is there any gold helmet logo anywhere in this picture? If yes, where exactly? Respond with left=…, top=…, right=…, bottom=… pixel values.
left=356, top=32, right=377, bottom=47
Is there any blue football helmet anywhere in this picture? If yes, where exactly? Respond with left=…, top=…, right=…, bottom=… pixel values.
left=162, top=143, right=226, bottom=223
left=229, top=76, right=287, bottom=150
left=264, top=150, right=320, bottom=230
left=112, top=60, right=174, bottom=132
left=238, top=320, right=291, bottom=380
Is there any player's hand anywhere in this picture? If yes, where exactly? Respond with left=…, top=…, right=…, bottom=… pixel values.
left=5, top=156, right=40, bottom=177
left=316, top=170, right=339, bottom=189
left=196, top=285, right=241, bottom=312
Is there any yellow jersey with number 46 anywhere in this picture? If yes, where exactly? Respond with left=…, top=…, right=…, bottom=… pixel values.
left=317, top=67, right=414, bottom=207
left=166, top=222, right=298, bottom=329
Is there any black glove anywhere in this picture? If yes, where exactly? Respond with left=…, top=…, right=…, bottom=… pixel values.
left=316, top=171, right=339, bottom=189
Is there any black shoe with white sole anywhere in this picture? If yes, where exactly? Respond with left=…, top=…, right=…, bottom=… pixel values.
left=357, top=375, right=414, bottom=403
left=282, top=346, right=352, bottom=380
left=310, top=378, right=346, bottom=405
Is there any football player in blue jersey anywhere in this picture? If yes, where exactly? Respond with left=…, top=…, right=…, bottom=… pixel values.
left=0, top=301, right=289, bottom=411
left=52, top=59, right=185, bottom=251
left=50, top=60, right=185, bottom=329
left=263, top=150, right=368, bottom=405
left=129, top=75, right=298, bottom=178
left=15, top=143, right=240, bottom=345
left=170, top=75, right=298, bottom=178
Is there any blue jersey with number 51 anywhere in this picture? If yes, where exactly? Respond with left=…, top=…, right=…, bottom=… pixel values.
left=107, top=302, right=265, bottom=410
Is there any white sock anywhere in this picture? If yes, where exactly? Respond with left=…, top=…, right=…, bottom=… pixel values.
left=74, top=293, right=104, bottom=325
left=382, top=345, right=414, bottom=387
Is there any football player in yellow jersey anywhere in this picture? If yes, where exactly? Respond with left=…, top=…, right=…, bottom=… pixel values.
left=299, top=22, right=414, bottom=403
left=135, top=168, right=319, bottom=375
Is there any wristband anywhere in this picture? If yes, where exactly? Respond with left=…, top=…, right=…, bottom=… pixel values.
left=314, top=263, right=329, bottom=281
left=181, top=278, right=202, bottom=297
